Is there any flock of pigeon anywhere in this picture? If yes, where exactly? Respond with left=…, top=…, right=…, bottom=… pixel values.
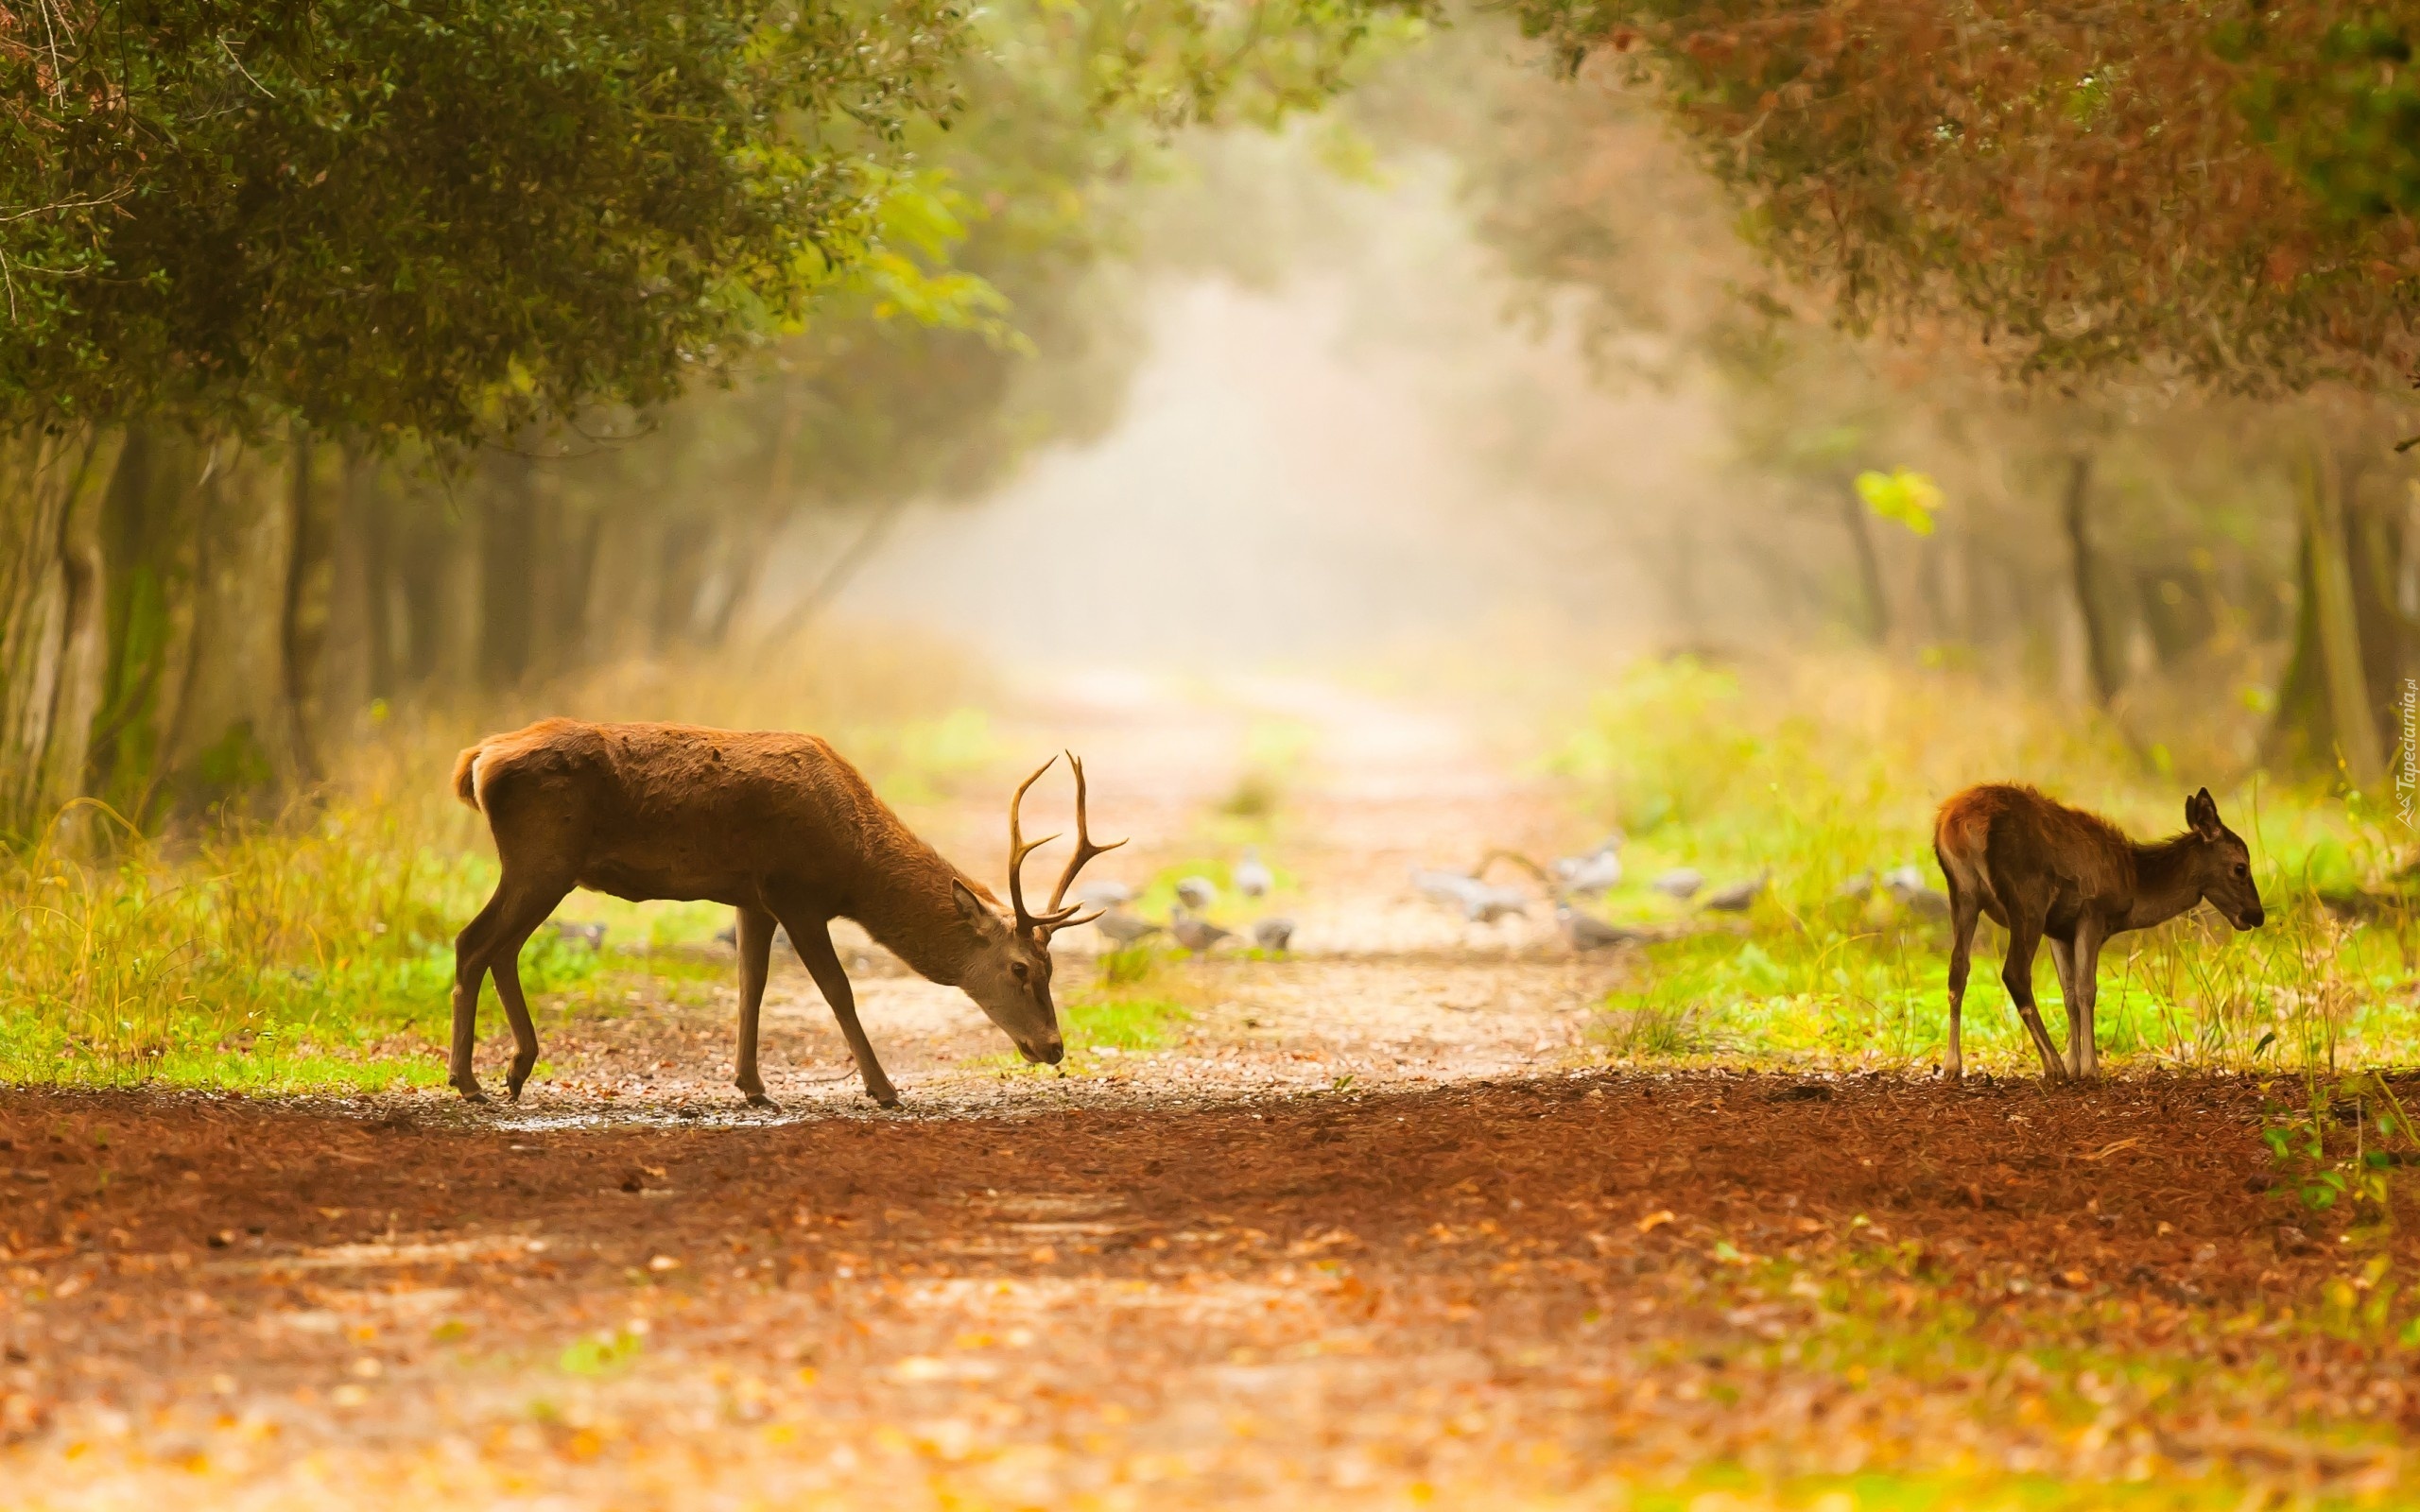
left=1406, top=833, right=1951, bottom=952
left=587, top=839, right=1954, bottom=964
left=1081, top=845, right=1296, bottom=956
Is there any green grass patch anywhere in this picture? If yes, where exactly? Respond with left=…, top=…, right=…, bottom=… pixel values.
left=1552, top=656, right=2420, bottom=1076
left=1065, top=993, right=1189, bottom=1052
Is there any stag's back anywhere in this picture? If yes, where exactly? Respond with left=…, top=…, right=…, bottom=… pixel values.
left=453, top=719, right=952, bottom=904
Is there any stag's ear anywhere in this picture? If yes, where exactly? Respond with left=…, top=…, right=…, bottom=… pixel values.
left=2186, top=787, right=2222, bottom=839
left=950, top=879, right=999, bottom=933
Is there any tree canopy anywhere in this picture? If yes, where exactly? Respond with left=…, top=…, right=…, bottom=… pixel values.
left=2, top=0, right=959, bottom=440
left=1510, top=0, right=2420, bottom=392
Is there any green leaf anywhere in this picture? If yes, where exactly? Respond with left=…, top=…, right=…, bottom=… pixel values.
left=1854, top=469, right=1943, bottom=537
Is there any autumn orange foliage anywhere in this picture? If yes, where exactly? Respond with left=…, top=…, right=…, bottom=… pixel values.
left=1515, top=0, right=2420, bottom=390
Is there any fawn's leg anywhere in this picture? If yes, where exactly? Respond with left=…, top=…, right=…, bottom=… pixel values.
left=786, top=916, right=899, bottom=1108
left=1945, top=882, right=1981, bottom=1079
left=734, top=906, right=778, bottom=1106
left=2000, top=910, right=2068, bottom=1082
left=2071, top=918, right=2108, bottom=1080
left=2048, top=936, right=2083, bottom=1077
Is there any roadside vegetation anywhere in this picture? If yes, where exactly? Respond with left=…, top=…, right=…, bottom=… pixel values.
left=1548, top=654, right=2409, bottom=1078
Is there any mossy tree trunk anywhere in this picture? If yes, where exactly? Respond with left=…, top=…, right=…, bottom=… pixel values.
left=2061, top=454, right=2121, bottom=708
left=0, top=427, right=127, bottom=841
left=2266, top=442, right=2402, bottom=785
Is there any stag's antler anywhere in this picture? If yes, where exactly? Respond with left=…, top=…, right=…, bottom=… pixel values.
left=1006, top=752, right=1126, bottom=937
left=1007, top=755, right=1065, bottom=936
left=1045, top=752, right=1127, bottom=930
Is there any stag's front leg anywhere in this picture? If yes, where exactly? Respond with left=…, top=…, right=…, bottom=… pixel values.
left=787, top=917, right=900, bottom=1108
left=733, top=906, right=778, bottom=1107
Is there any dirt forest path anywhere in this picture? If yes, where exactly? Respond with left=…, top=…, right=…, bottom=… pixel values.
left=527, top=669, right=1624, bottom=1112
left=0, top=676, right=2405, bottom=1509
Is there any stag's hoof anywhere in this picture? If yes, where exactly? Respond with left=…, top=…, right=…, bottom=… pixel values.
left=451, top=1077, right=487, bottom=1103
left=868, top=1087, right=901, bottom=1110
left=744, top=1092, right=778, bottom=1109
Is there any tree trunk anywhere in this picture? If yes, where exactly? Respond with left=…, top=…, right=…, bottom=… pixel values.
left=0, top=426, right=126, bottom=841
left=316, top=442, right=378, bottom=726
left=479, top=451, right=538, bottom=689
left=358, top=454, right=397, bottom=704
left=2061, top=454, right=2119, bottom=707
left=755, top=496, right=913, bottom=647
left=651, top=514, right=714, bottom=651
left=2269, top=443, right=2390, bottom=784
left=86, top=425, right=224, bottom=822
left=151, top=444, right=301, bottom=817
left=280, top=426, right=338, bottom=780
left=1838, top=490, right=1888, bottom=644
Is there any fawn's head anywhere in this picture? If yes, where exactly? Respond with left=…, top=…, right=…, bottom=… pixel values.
left=949, top=753, right=1124, bottom=1067
left=2184, top=787, right=2264, bottom=931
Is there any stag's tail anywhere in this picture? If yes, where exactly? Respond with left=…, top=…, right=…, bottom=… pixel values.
left=451, top=742, right=486, bottom=812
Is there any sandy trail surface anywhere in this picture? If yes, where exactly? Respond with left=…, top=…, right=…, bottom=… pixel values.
left=0, top=676, right=2407, bottom=1509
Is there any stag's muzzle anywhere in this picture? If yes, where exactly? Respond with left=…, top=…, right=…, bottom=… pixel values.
left=1020, top=1035, right=1065, bottom=1066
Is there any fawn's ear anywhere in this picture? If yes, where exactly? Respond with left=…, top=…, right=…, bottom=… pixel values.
left=2186, top=787, right=2222, bottom=839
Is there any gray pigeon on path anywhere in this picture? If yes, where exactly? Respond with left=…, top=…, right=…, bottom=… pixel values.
left=1077, top=879, right=1134, bottom=911
left=1234, top=847, right=1273, bottom=899
left=1557, top=904, right=1642, bottom=952
left=1883, top=864, right=1951, bottom=917
left=1251, top=917, right=1295, bottom=953
left=1463, top=886, right=1530, bottom=924
left=1703, top=872, right=1768, bottom=912
left=1095, top=910, right=1164, bottom=947
left=1412, top=868, right=1484, bottom=911
left=1175, top=875, right=1219, bottom=911
left=1651, top=868, right=1704, bottom=901
left=1170, top=907, right=1234, bottom=954
left=1553, top=836, right=1625, bottom=895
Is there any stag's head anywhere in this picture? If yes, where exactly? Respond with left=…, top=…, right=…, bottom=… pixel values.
left=2184, top=787, right=2264, bottom=931
left=949, top=753, right=1123, bottom=1066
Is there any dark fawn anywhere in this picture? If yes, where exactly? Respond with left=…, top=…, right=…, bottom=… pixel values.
left=447, top=721, right=1120, bottom=1108
left=1933, top=783, right=2265, bottom=1081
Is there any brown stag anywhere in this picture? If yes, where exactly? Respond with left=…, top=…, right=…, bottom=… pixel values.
left=446, top=720, right=1120, bottom=1107
left=1933, top=783, right=2264, bottom=1082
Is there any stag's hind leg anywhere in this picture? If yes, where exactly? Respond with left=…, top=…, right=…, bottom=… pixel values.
left=733, top=906, right=778, bottom=1107
left=451, top=868, right=573, bottom=1101
left=449, top=893, right=510, bottom=1099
